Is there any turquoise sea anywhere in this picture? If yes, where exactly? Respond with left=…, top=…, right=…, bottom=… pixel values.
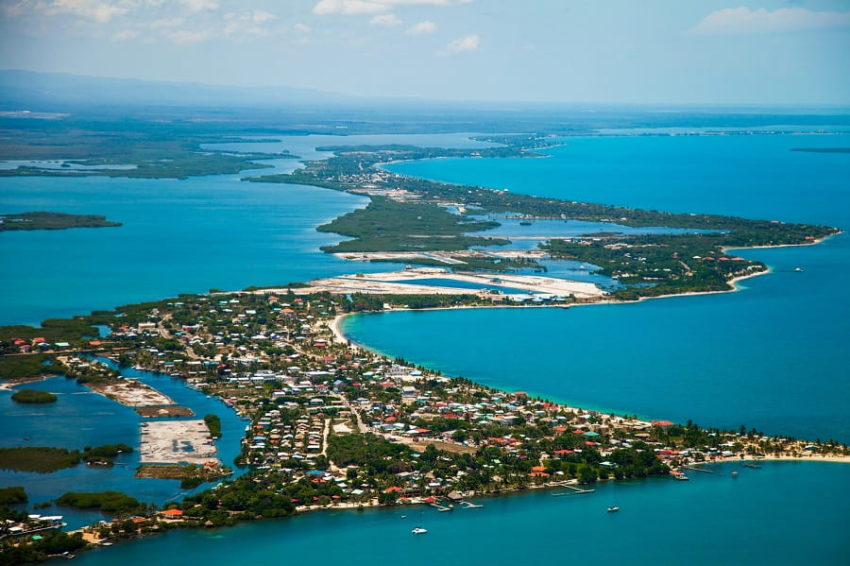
left=0, top=133, right=494, bottom=326
left=70, top=462, right=850, bottom=566
left=348, top=133, right=850, bottom=443
left=2, top=128, right=850, bottom=563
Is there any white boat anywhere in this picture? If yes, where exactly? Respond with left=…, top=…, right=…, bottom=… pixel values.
left=607, top=506, right=619, bottom=513
left=411, top=527, right=428, bottom=535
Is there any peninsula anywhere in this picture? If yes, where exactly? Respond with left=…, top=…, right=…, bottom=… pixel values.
left=248, top=137, right=839, bottom=300
left=1, top=288, right=848, bottom=561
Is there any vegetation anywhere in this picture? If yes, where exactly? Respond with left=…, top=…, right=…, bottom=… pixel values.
left=0, top=212, right=121, bottom=232
left=0, top=444, right=132, bottom=473
left=0, top=126, right=283, bottom=180
left=0, top=531, right=86, bottom=566
left=0, top=317, right=101, bottom=345
left=0, top=355, right=60, bottom=379
left=0, top=447, right=82, bottom=473
left=55, top=491, right=145, bottom=514
left=317, top=196, right=507, bottom=252
left=204, top=413, right=222, bottom=438
left=11, top=389, right=57, bottom=404
left=0, top=486, right=27, bottom=506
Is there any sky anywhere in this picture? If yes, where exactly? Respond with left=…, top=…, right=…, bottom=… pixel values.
left=1, top=0, right=849, bottom=105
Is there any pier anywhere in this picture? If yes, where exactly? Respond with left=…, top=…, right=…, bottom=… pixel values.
left=552, top=483, right=595, bottom=496
left=682, top=465, right=715, bottom=474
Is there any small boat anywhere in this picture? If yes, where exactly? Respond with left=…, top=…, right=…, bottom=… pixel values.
left=607, top=506, right=619, bottom=513
left=519, top=221, right=533, bottom=226
left=400, top=515, right=407, bottom=519
left=411, top=527, right=428, bottom=535
left=674, top=474, right=690, bottom=481
left=731, top=471, right=739, bottom=477
left=793, top=267, right=804, bottom=272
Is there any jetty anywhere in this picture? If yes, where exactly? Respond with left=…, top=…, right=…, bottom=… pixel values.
left=552, top=483, right=595, bottom=496
left=682, top=465, right=715, bottom=474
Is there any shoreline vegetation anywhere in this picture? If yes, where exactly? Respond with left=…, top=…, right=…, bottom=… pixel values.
left=1, top=131, right=847, bottom=563
left=0, top=212, right=122, bottom=233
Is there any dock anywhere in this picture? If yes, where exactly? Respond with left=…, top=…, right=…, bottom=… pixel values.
left=552, top=484, right=595, bottom=496
left=682, top=465, right=715, bottom=474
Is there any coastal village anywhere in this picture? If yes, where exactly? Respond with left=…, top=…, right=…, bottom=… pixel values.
left=3, top=287, right=848, bottom=561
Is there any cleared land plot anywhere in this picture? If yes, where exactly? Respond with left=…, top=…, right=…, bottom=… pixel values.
left=88, top=379, right=174, bottom=407
left=140, top=420, right=218, bottom=465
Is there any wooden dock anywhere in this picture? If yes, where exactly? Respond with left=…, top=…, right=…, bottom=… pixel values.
left=682, top=465, right=715, bottom=474
left=552, top=484, right=595, bottom=496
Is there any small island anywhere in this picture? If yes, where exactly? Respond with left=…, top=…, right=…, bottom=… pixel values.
left=11, top=388, right=57, bottom=404
left=0, top=212, right=122, bottom=232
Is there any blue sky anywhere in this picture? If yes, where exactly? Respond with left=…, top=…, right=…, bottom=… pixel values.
left=1, top=0, right=849, bottom=104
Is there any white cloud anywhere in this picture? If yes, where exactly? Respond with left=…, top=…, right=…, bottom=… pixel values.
left=370, top=13, right=402, bottom=26
left=150, top=17, right=184, bottom=29
left=294, top=23, right=312, bottom=33
left=221, top=10, right=277, bottom=39
left=112, top=29, right=140, bottom=40
left=406, top=20, right=436, bottom=34
left=690, top=7, right=850, bottom=36
left=181, top=0, right=218, bottom=12
left=249, top=10, right=276, bottom=23
left=313, top=0, right=388, bottom=15
left=313, top=0, right=466, bottom=16
left=44, top=0, right=129, bottom=23
left=167, top=29, right=211, bottom=43
left=440, top=33, right=478, bottom=54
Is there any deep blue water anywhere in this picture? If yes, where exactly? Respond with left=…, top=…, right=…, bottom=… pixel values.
left=0, top=133, right=494, bottom=327
left=71, top=462, right=850, bottom=566
left=347, top=133, right=850, bottom=443
left=0, top=362, right=247, bottom=529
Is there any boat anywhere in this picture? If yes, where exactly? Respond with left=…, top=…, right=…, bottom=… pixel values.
left=731, top=471, right=739, bottom=477
left=607, top=506, right=619, bottom=513
left=674, top=474, right=690, bottom=481
left=794, top=267, right=804, bottom=272
left=411, top=527, right=428, bottom=535
left=519, top=221, right=532, bottom=226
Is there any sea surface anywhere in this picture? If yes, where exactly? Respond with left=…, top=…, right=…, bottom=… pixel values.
left=0, top=133, right=493, bottom=326
left=71, top=462, right=850, bottom=566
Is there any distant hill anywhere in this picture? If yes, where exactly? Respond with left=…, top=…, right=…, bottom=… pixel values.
left=0, top=69, right=360, bottom=111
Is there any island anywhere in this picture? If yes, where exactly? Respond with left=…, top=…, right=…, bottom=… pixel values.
left=10, top=389, right=57, bottom=404
left=0, top=212, right=121, bottom=232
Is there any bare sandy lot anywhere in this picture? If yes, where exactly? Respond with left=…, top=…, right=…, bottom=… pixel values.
left=88, top=379, right=174, bottom=407
left=140, top=420, right=219, bottom=465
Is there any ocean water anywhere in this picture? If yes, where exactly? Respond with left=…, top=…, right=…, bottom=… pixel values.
left=0, top=361, right=247, bottom=529
left=71, top=462, right=850, bottom=566
left=347, top=132, right=850, bottom=443
left=0, top=133, right=494, bottom=327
